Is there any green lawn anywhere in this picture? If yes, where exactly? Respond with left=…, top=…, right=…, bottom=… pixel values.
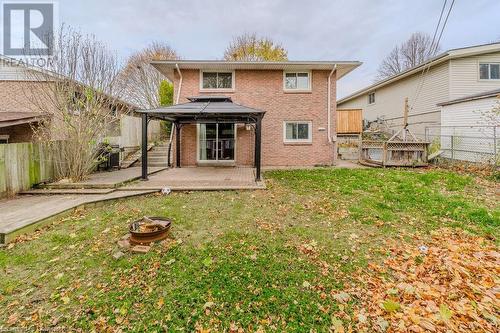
left=0, top=168, right=498, bottom=332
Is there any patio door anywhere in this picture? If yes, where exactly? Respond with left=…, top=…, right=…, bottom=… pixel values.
left=198, top=123, right=235, bottom=162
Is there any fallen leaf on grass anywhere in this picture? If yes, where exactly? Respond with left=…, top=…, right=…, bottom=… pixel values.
left=332, top=292, right=351, bottom=303
left=202, top=258, right=213, bottom=267
left=439, top=304, right=452, bottom=321
left=331, top=317, right=344, bottom=333
left=381, top=299, right=400, bottom=313
left=203, top=301, right=215, bottom=309
left=157, top=298, right=164, bottom=309
left=7, top=313, right=18, bottom=325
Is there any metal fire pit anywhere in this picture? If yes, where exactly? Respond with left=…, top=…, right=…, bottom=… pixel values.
left=129, top=217, right=172, bottom=245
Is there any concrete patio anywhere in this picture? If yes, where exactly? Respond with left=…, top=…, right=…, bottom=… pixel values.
left=124, top=167, right=266, bottom=191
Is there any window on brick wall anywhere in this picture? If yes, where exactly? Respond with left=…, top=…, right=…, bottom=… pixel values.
left=283, top=121, right=312, bottom=143
left=283, top=71, right=311, bottom=91
left=201, top=71, right=234, bottom=90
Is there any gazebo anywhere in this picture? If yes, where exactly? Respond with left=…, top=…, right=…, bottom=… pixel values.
left=138, top=96, right=265, bottom=181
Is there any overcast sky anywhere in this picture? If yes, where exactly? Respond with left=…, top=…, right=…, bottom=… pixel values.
left=59, top=0, right=500, bottom=98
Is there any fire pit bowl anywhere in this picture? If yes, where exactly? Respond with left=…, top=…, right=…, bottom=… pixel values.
left=129, top=216, right=172, bottom=245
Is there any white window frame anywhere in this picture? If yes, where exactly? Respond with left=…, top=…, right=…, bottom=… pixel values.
left=478, top=63, right=500, bottom=81
left=283, top=121, right=313, bottom=143
left=368, top=92, right=376, bottom=105
left=199, top=70, right=235, bottom=91
left=283, top=71, right=312, bottom=92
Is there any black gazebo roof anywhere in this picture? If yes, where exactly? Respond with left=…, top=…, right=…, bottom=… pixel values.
left=139, top=96, right=265, bottom=123
left=139, top=95, right=264, bottom=181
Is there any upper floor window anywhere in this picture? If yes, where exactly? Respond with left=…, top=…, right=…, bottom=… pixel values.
left=284, top=71, right=311, bottom=91
left=201, top=71, right=234, bottom=90
left=479, top=63, right=500, bottom=80
left=368, top=92, right=375, bottom=104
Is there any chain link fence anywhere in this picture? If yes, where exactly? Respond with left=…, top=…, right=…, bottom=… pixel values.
left=423, top=126, right=499, bottom=165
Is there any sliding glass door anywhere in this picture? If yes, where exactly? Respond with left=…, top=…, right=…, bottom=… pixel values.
left=198, top=123, right=235, bottom=162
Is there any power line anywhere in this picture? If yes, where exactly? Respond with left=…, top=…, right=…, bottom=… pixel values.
left=410, top=0, right=455, bottom=111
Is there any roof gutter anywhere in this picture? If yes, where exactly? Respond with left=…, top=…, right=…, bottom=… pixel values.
left=327, top=65, right=337, bottom=143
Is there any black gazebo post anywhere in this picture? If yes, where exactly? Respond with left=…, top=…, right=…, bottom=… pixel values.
left=141, top=113, right=148, bottom=180
left=175, top=122, right=181, bottom=168
left=255, top=116, right=262, bottom=181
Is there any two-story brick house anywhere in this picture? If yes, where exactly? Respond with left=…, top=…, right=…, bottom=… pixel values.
left=140, top=60, right=360, bottom=179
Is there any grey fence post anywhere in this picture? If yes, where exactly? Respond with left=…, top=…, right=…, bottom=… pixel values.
left=425, top=127, right=428, bottom=142
left=451, top=135, right=455, bottom=160
left=494, top=126, right=497, bottom=166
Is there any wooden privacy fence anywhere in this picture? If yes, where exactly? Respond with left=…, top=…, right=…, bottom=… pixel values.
left=337, top=109, right=363, bottom=134
left=0, top=142, right=57, bottom=197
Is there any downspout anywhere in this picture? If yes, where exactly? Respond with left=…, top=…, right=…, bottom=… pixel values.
left=168, top=64, right=183, bottom=167
left=175, top=63, right=183, bottom=105
left=327, top=65, right=337, bottom=143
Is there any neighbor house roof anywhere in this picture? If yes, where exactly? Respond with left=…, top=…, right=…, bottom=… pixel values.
left=437, top=88, right=500, bottom=107
left=0, top=112, right=48, bottom=128
left=139, top=96, right=264, bottom=123
left=0, top=54, right=139, bottom=111
left=151, top=60, right=362, bottom=81
left=338, top=42, right=500, bottom=105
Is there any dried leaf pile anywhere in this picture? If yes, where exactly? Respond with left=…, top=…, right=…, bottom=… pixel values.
left=345, top=228, right=499, bottom=332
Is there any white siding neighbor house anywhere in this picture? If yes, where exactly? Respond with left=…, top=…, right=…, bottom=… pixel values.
left=437, top=89, right=499, bottom=163
left=337, top=43, right=500, bottom=137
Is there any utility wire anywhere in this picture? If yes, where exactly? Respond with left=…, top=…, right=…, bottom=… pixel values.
left=410, top=0, right=455, bottom=111
left=410, top=0, right=447, bottom=106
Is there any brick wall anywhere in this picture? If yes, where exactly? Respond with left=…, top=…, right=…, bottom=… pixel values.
left=173, top=69, right=337, bottom=167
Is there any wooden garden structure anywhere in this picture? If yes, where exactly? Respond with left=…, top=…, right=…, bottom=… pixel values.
left=359, top=98, right=430, bottom=167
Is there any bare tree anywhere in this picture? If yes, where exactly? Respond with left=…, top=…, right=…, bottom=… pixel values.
left=376, top=32, right=440, bottom=81
left=23, top=26, right=131, bottom=181
left=118, top=42, right=179, bottom=109
left=224, top=33, right=287, bottom=61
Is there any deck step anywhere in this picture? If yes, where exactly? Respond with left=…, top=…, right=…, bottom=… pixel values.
left=121, top=144, right=155, bottom=169
left=20, top=188, right=116, bottom=195
left=131, top=143, right=170, bottom=168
